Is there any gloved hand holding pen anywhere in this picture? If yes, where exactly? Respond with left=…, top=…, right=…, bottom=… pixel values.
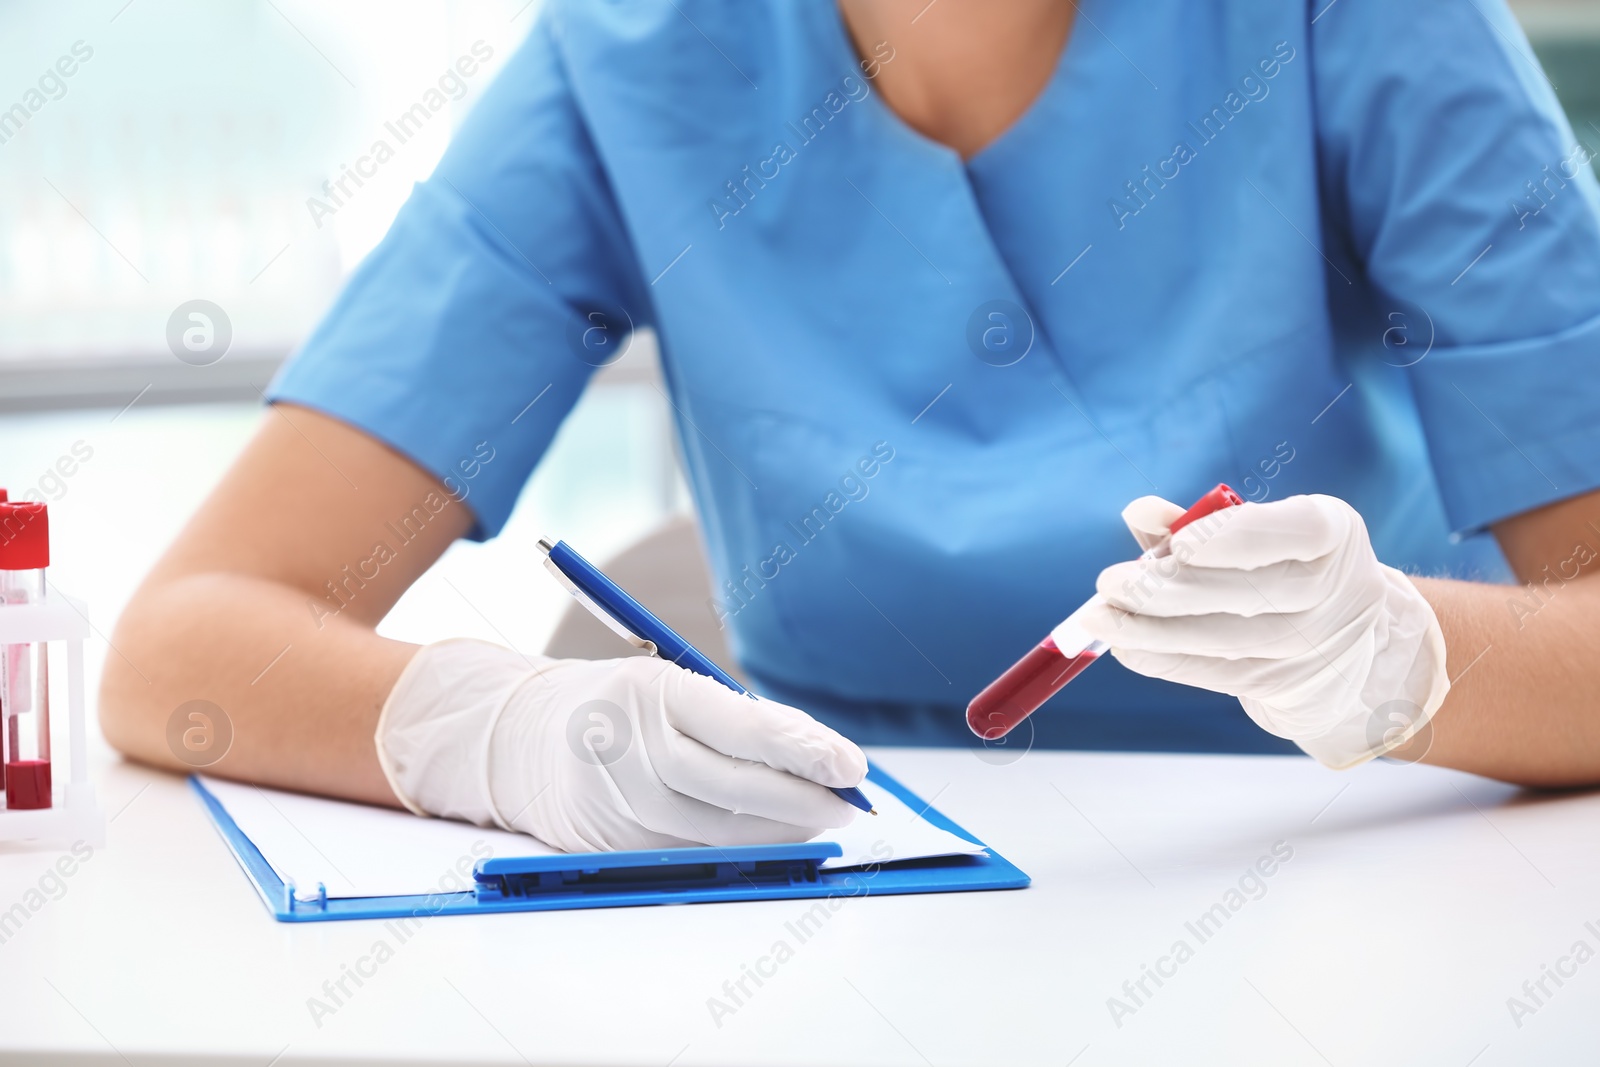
left=375, top=639, right=868, bottom=852
left=1077, top=494, right=1452, bottom=769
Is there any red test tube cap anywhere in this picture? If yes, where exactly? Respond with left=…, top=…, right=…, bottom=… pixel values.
left=0, top=502, right=49, bottom=570
left=1168, top=483, right=1243, bottom=536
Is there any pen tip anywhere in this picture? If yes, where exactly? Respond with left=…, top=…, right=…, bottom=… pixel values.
left=869, top=809, right=878, bottom=815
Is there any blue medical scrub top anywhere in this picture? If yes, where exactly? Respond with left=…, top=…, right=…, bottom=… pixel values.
left=271, top=0, right=1600, bottom=756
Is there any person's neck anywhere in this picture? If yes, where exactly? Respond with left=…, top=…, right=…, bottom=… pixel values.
left=837, top=0, right=1074, bottom=160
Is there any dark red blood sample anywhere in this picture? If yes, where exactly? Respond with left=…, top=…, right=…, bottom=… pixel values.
left=6, top=760, right=51, bottom=809
left=966, top=637, right=1099, bottom=740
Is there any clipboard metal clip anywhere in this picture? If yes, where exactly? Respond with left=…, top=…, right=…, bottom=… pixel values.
left=473, top=843, right=842, bottom=903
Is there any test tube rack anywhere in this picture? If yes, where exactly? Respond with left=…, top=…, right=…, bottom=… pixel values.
left=0, top=594, right=104, bottom=847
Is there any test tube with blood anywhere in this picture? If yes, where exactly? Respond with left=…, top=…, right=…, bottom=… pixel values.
left=967, top=484, right=1244, bottom=741
left=0, top=500, right=53, bottom=809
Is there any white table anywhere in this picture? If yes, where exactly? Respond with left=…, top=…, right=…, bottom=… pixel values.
left=1, top=741, right=1596, bottom=1067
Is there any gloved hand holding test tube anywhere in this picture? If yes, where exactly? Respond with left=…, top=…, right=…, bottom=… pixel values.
left=967, top=484, right=1244, bottom=740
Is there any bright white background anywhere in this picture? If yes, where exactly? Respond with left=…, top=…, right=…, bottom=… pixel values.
left=1, top=0, right=544, bottom=358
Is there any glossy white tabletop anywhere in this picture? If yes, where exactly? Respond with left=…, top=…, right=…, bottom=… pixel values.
left=1, top=737, right=1595, bottom=1066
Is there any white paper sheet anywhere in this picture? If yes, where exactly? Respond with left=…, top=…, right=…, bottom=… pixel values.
left=198, top=773, right=985, bottom=899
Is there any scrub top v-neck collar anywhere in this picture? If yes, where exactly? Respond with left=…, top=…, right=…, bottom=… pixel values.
left=813, top=1, right=1100, bottom=393
left=816, top=1, right=1082, bottom=173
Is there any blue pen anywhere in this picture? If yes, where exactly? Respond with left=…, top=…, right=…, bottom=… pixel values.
left=537, top=538, right=876, bottom=815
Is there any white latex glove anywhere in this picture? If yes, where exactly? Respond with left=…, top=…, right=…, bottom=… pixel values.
left=1077, top=494, right=1451, bottom=769
left=376, top=639, right=867, bottom=851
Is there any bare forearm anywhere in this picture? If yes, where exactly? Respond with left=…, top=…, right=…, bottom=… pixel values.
left=101, top=571, right=419, bottom=806
left=1406, top=574, right=1600, bottom=787
left=99, top=405, right=470, bottom=803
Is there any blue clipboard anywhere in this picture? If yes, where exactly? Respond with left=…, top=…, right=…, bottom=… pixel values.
left=192, top=763, right=1029, bottom=923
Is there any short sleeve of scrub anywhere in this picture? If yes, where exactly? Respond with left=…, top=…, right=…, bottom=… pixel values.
left=267, top=15, right=652, bottom=539
left=1313, top=0, right=1600, bottom=534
